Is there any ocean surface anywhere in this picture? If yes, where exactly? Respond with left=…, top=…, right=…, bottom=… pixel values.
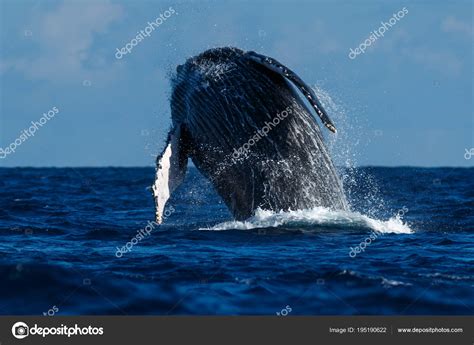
left=0, top=167, right=472, bottom=315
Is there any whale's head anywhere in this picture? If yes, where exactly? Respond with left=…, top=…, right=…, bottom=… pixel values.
left=175, top=47, right=245, bottom=81
left=171, top=47, right=337, bottom=134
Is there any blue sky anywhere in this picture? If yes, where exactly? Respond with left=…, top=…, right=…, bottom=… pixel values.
left=0, top=0, right=472, bottom=167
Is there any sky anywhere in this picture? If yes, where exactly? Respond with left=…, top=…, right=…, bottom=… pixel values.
left=0, top=0, right=472, bottom=167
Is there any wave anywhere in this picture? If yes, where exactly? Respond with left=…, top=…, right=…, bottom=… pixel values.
left=200, top=207, right=413, bottom=234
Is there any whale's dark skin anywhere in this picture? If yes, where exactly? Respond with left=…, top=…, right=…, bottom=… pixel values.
left=152, top=47, right=348, bottom=223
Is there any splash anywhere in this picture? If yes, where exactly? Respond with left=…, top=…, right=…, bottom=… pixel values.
left=312, top=84, right=387, bottom=218
left=200, top=207, right=413, bottom=234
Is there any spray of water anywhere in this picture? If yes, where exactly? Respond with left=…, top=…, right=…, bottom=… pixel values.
left=312, top=84, right=387, bottom=219
left=201, top=207, right=412, bottom=234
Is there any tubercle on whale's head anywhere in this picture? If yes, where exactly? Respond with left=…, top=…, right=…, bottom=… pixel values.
left=174, top=47, right=245, bottom=80
left=191, top=47, right=245, bottom=65
left=171, top=48, right=247, bottom=124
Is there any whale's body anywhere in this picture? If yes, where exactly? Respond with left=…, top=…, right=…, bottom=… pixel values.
left=152, top=47, right=347, bottom=223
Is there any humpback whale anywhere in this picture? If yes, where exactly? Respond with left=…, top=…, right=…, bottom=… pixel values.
left=152, top=47, right=348, bottom=223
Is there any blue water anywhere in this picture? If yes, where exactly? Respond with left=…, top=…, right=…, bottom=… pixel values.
left=0, top=167, right=472, bottom=315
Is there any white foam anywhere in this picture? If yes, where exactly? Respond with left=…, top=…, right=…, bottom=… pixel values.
left=200, top=207, right=413, bottom=234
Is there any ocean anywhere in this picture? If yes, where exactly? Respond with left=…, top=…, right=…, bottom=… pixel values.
left=0, top=166, right=472, bottom=315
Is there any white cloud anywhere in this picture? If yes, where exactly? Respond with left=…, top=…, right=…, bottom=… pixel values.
left=2, top=0, right=124, bottom=83
left=377, top=27, right=464, bottom=77
left=401, top=47, right=463, bottom=76
left=441, top=15, right=473, bottom=38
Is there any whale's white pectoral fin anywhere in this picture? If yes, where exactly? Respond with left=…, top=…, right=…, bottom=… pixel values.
left=152, top=125, right=189, bottom=224
left=245, top=51, right=337, bottom=134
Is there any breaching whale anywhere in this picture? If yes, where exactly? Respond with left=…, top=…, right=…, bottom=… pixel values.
left=152, top=47, right=348, bottom=223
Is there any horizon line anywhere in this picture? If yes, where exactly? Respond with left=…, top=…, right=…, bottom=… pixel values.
left=0, top=165, right=472, bottom=169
